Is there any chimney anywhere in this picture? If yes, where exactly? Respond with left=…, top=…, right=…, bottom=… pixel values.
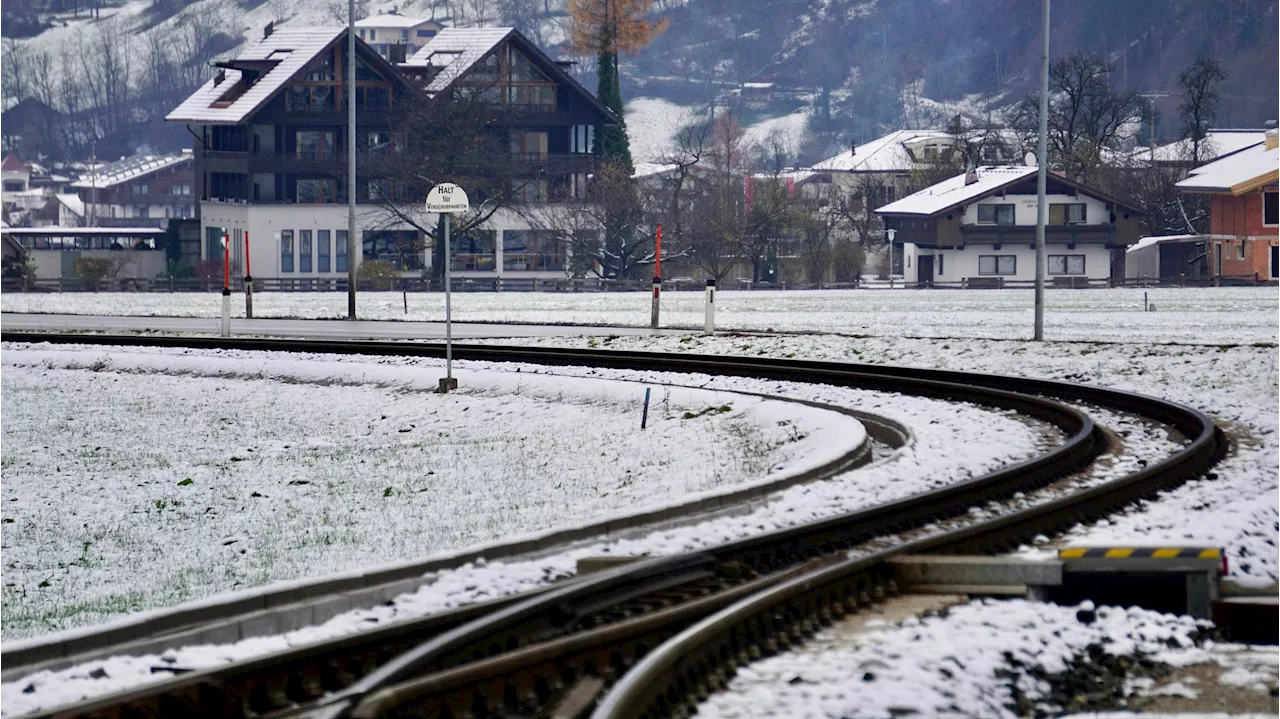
left=264, top=21, right=274, bottom=39
left=850, top=140, right=856, bottom=156
left=388, top=43, right=407, bottom=64
left=964, top=169, right=979, bottom=185
left=1266, top=129, right=1278, bottom=151
left=214, top=69, right=226, bottom=86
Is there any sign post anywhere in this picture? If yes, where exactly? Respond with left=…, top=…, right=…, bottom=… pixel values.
left=426, top=182, right=470, bottom=392
left=705, top=278, right=716, bottom=334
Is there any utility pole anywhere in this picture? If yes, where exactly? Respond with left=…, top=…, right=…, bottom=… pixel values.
left=1139, top=92, right=1170, bottom=160
left=347, top=0, right=358, bottom=319
left=1033, top=0, right=1049, bottom=342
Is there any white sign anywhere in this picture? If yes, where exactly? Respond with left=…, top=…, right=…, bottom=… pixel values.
left=426, top=183, right=470, bottom=214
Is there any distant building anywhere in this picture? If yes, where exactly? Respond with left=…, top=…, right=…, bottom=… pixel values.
left=70, top=150, right=195, bottom=226
left=0, top=99, right=64, bottom=159
left=355, top=15, right=444, bottom=61
left=166, top=25, right=617, bottom=281
left=1175, top=130, right=1279, bottom=281
left=1129, top=128, right=1270, bottom=168
left=2, top=152, right=31, bottom=195
left=876, top=166, right=1144, bottom=286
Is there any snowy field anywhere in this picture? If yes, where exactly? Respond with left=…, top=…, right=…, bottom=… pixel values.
left=3, top=286, right=1275, bottom=344
left=0, top=345, right=862, bottom=640
left=700, top=599, right=1278, bottom=719
left=499, top=332, right=1280, bottom=587
left=2, top=345, right=1047, bottom=714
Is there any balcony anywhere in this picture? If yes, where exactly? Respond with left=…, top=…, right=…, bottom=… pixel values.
left=960, top=223, right=1115, bottom=246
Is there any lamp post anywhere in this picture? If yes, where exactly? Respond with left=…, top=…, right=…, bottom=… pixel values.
left=886, top=228, right=897, bottom=287
left=1033, top=0, right=1050, bottom=341
left=346, top=0, right=358, bottom=319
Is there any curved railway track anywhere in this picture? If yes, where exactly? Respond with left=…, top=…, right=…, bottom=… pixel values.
left=0, top=333, right=1226, bottom=719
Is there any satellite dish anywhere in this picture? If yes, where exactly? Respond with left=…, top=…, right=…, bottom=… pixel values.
left=1024, top=151, right=1037, bottom=167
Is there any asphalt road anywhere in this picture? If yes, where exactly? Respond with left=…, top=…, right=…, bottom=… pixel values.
left=0, top=313, right=687, bottom=340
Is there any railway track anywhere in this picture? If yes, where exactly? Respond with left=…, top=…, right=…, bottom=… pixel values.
left=0, top=333, right=1226, bottom=719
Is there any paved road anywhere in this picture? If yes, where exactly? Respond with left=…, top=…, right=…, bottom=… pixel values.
left=0, top=313, right=687, bottom=340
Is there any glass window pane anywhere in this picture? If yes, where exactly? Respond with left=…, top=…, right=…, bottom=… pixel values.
left=318, top=230, right=331, bottom=272
left=336, top=230, right=348, bottom=272
left=978, top=255, right=996, bottom=274
left=996, top=205, right=1014, bottom=225
left=1048, top=255, right=1065, bottom=274
left=300, top=230, right=313, bottom=272
left=281, top=230, right=294, bottom=273
left=1067, top=255, right=1085, bottom=274
left=997, top=255, right=1016, bottom=274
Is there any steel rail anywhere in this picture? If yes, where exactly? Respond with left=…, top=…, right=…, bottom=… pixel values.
left=0, top=333, right=1221, bottom=719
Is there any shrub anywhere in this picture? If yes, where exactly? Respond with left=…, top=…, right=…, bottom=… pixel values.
left=358, top=260, right=401, bottom=290
left=72, top=257, right=116, bottom=284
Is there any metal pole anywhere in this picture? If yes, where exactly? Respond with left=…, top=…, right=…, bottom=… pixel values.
left=1034, top=0, right=1050, bottom=342
left=651, top=224, right=662, bottom=328
left=346, top=0, right=358, bottom=319
left=442, top=212, right=455, bottom=390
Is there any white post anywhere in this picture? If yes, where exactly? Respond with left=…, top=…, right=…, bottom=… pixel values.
left=886, top=228, right=897, bottom=288
left=1034, top=0, right=1050, bottom=341
left=704, top=277, right=716, bottom=334
left=221, top=290, right=231, bottom=336
left=346, top=0, right=358, bottom=319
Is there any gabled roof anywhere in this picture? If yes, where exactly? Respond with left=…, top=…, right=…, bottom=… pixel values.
left=811, top=130, right=952, bottom=172
left=876, top=166, right=1036, bottom=215
left=167, top=27, right=345, bottom=124
left=1175, top=140, right=1279, bottom=195
left=1132, top=129, right=1267, bottom=165
left=876, top=166, right=1144, bottom=217
left=71, top=150, right=192, bottom=189
left=356, top=14, right=440, bottom=29
left=2, top=152, right=29, bottom=173
left=402, top=28, right=617, bottom=122
left=56, top=193, right=85, bottom=217
left=167, top=27, right=407, bottom=125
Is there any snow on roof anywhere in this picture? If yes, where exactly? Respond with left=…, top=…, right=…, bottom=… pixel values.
left=166, top=27, right=345, bottom=124
left=1132, top=129, right=1267, bottom=164
left=55, top=193, right=85, bottom=217
left=355, top=15, right=437, bottom=28
left=633, top=162, right=678, bottom=179
left=876, top=166, right=1037, bottom=216
left=1127, top=234, right=1202, bottom=253
left=403, top=27, right=513, bottom=93
left=1176, top=141, right=1279, bottom=195
left=811, top=130, right=953, bottom=172
left=71, top=150, right=191, bottom=189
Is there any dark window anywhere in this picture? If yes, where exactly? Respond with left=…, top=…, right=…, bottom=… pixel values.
left=937, top=253, right=944, bottom=275
left=356, top=86, right=389, bottom=107
left=296, top=131, right=335, bottom=161
left=1050, top=203, right=1086, bottom=224
left=299, top=230, right=313, bottom=272
left=570, top=125, right=595, bottom=154
left=452, top=229, right=496, bottom=271
left=280, top=230, right=294, bottom=272
left=318, top=230, right=331, bottom=272
left=977, top=204, right=1015, bottom=225
left=508, top=84, right=555, bottom=109
left=417, top=29, right=436, bottom=38
left=1237, top=240, right=1246, bottom=260
left=297, top=179, right=337, bottom=203
left=502, top=230, right=564, bottom=271
left=978, top=254, right=1016, bottom=275
left=1264, top=191, right=1278, bottom=226
left=362, top=230, right=422, bottom=270
left=336, top=230, right=348, bottom=272
left=206, top=226, right=223, bottom=260
left=1048, top=254, right=1085, bottom=275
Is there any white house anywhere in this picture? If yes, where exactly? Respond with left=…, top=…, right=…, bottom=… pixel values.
left=875, top=166, right=1144, bottom=285
left=355, top=15, right=444, bottom=60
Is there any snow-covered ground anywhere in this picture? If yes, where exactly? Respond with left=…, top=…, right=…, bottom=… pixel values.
left=0, top=344, right=862, bottom=640
left=625, top=97, right=700, bottom=164
left=1, top=343, right=1048, bottom=715
left=698, top=599, right=1275, bottom=719
left=4, top=286, right=1276, bottom=344
left=495, top=332, right=1280, bottom=587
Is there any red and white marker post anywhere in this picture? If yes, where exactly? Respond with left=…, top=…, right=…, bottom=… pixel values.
left=244, top=231, right=253, bottom=319
left=650, top=224, right=662, bottom=328
left=221, top=230, right=231, bottom=337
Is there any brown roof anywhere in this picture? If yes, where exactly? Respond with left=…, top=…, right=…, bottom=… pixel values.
left=2, top=152, right=28, bottom=173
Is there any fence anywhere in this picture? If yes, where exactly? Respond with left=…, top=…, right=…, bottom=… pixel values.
left=1, top=274, right=1273, bottom=294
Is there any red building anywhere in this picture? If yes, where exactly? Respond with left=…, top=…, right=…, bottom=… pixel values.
left=1177, top=131, right=1279, bottom=281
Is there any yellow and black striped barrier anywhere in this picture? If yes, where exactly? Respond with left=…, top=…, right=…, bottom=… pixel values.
left=1058, top=546, right=1225, bottom=573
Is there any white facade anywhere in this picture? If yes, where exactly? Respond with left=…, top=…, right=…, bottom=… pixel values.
left=200, top=202, right=581, bottom=280
left=902, top=242, right=1113, bottom=284
left=355, top=16, right=444, bottom=57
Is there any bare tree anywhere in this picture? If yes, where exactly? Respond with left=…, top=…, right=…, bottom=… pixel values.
left=652, top=113, right=712, bottom=263
left=686, top=112, right=749, bottom=281
left=1010, top=53, right=1142, bottom=182
left=1178, top=57, right=1228, bottom=165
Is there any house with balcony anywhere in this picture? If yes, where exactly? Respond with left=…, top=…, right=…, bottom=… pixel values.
left=875, top=166, right=1144, bottom=286
left=70, top=150, right=195, bottom=227
left=166, top=24, right=617, bottom=281
left=1175, top=130, right=1279, bottom=282
left=356, top=14, right=444, bottom=61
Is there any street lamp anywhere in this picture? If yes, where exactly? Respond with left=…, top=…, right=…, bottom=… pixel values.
left=886, top=228, right=897, bottom=287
